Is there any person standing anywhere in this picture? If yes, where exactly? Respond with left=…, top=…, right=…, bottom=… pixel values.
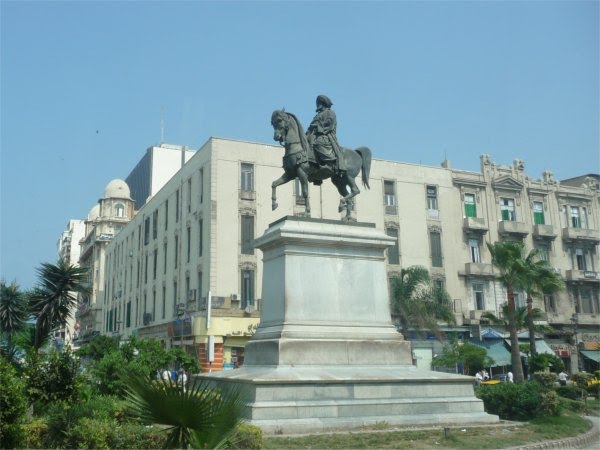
left=475, top=371, right=483, bottom=386
left=507, top=371, right=514, bottom=383
left=306, top=95, right=344, bottom=173
left=558, top=371, right=568, bottom=386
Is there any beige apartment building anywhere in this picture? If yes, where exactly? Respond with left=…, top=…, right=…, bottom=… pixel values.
left=100, top=137, right=599, bottom=372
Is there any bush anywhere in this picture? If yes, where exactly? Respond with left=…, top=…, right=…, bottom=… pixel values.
left=532, top=371, right=557, bottom=388
left=539, top=390, right=561, bottom=416
left=559, top=397, right=588, bottom=414
left=21, top=418, right=49, bottom=449
left=0, top=356, right=27, bottom=448
left=555, top=385, right=587, bottom=400
left=529, top=353, right=564, bottom=373
left=476, top=381, right=559, bottom=421
left=229, top=423, right=264, bottom=449
left=65, top=417, right=113, bottom=449
left=113, top=423, right=167, bottom=449
left=571, top=371, right=594, bottom=387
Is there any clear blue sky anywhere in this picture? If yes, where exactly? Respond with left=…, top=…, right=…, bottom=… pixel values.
left=1, top=0, right=598, bottom=290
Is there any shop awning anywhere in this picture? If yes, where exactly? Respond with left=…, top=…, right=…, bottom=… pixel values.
left=505, top=339, right=555, bottom=355
left=485, top=342, right=512, bottom=367
left=581, top=350, right=600, bottom=363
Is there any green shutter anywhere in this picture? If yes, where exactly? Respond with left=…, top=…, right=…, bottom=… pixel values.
left=534, top=211, right=545, bottom=225
left=501, top=209, right=510, bottom=221
left=465, top=203, right=476, bottom=218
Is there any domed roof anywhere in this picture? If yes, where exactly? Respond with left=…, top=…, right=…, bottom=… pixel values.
left=87, top=204, right=100, bottom=221
left=104, top=179, right=131, bottom=199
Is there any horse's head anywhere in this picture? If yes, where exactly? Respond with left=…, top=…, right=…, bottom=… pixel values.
left=271, top=110, right=288, bottom=144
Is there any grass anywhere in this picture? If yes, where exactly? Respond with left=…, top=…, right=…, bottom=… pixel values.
left=264, top=412, right=592, bottom=449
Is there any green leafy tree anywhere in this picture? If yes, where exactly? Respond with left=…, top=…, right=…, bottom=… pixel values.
left=0, top=280, right=29, bottom=362
left=432, top=338, right=494, bottom=375
left=28, top=261, right=89, bottom=350
left=76, top=334, right=120, bottom=361
left=521, top=253, right=564, bottom=355
left=0, top=356, right=27, bottom=448
left=124, top=374, right=244, bottom=449
left=390, top=266, right=455, bottom=338
left=487, top=241, right=529, bottom=384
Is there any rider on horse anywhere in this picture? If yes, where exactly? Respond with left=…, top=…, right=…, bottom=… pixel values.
left=306, top=95, right=345, bottom=176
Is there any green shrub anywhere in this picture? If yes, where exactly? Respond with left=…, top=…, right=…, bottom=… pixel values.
left=112, top=423, right=167, bottom=449
left=65, top=417, right=112, bottom=449
left=229, top=423, right=264, bottom=449
left=556, top=385, right=586, bottom=400
left=559, top=397, right=588, bottom=414
left=533, top=371, right=557, bottom=388
left=571, top=371, right=593, bottom=387
left=529, top=353, right=564, bottom=373
left=21, top=418, right=48, bottom=449
left=476, top=381, right=559, bottom=421
left=0, top=356, right=27, bottom=448
left=539, top=390, right=561, bottom=416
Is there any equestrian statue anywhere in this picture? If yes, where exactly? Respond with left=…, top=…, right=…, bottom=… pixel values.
left=270, top=95, right=371, bottom=220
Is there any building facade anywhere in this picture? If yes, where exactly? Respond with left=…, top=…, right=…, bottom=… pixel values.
left=101, top=137, right=599, bottom=372
left=75, top=179, right=135, bottom=344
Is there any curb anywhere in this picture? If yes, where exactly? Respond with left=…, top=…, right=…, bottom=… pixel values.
left=505, top=416, right=599, bottom=450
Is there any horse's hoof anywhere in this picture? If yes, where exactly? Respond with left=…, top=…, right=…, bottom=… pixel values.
left=272, top=202, right=278, bottom=211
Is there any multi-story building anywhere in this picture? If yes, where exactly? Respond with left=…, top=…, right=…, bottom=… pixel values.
left=56, top=219, right=86, bottom=345
left=75, top=179, right=135, bottom=344
left=101, top=137, right=599, bottom=372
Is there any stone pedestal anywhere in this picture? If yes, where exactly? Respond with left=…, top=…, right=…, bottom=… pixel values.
left=202, top=217, right=497, bottom=433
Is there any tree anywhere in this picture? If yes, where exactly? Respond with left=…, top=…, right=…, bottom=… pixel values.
left=28, top=261, right=89, bottom=350
left=487, top=241, right=529, bottom=383
left=390, top=266, right=455, bottom=339
left=521, top=253, right=564, bottom=356
left=432, top=338, right=494, bottom=375
left=0, top=281, right=29, bottom=362
left=124, top=374, right=244, bottom=449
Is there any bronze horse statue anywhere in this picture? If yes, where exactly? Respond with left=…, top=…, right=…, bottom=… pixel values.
left=270, top=110, right=371, bottom=219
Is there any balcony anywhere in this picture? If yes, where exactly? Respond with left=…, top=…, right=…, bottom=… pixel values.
left=463, top=262, right=494, bottom=277
left=562, top=227, right=600, bottom=244
left=572, top=313, right=599, bottom=325
left=463, top=217, right=488, bottom=234
left=533, top=224, right=557, bottom=240
left=498, top=220, right=529, bottom=237
left=565, top=269, right=598, bottom=281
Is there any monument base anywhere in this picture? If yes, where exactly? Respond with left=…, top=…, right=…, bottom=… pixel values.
left=200, top=217, right=498, bottom=432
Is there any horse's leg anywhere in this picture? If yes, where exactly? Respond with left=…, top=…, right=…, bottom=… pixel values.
left=332, top=177, right=350, bottom=213
left=271, top=172, right=293, bottom=211
left=297, top=166, right=310, bottom=214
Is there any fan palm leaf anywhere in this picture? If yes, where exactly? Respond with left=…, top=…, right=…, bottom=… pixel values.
left=124, top=373, right=245, bottom=449
left=28, top=261, right=89, bottom=350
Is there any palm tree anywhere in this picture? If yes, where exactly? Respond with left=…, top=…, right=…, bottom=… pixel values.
left=0, top=280, right=29, bottom=360
left=522, top=253, right=564, bottom=356
left=390, top=266, right=455, bottom=339
left=487, top=241, right=529, bottom=383
left=28, top=261, right=89, bottom=350
left=124, top=374, right=244, bottom=449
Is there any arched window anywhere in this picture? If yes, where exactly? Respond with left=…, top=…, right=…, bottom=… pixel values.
left=115, top=203, right=126, bottom=218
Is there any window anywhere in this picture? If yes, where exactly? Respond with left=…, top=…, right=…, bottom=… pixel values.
left=241, top=215, right=255, bottom=255
left=144, top=217, right=150, bottom=245
left=199, top=168, right=204, bottom=204
left=162, top=286, right=166, bottom=319
left=241, top=163, right=254, bottom=192
left=384, top=180, right=396, bottom=206
left=386, top=228, right=400, bottom=265
left=175, top=189, right=180, bottom=223
left=426, top=185, right=438, bottom=210
left=501, top=198, right=516, bottom=221
left=152, top=210, right=158, bottom=239
left=197, top=271, right=203, bottom=310
left=126, top=301, right=131, bottom=328
left=144, top=254, right=148, bottom=284
left=199, top=219, right=203, bottom=257
left=544, top=294, right=556, bottom=313
left=187, top=178, right=192, bottom=213
left=241, top=269, right=255, bottom=308
left=535, top=242, right=550, bottom=262
left=173, top=281, right=178, bottom=316
left=464, top=193, right=476, bottom=218
left=575, top=248, right=586, bottom=270
left=570, top=206, right=588, bottom=229
left=533, top=201, right=545, bottom=225
left=429, top=230, right=443, bottom=267
left=473, top=283, right=485, bottom=310
left=174, top=235, right=179, bottom=268
left=152, top=289, right=156, bottom=322
left=515, top=292, right=525, bottom=309
left=468, top=238, right=481, bottom=263
left=153, top=249, right=158, bottom=280
left=186, top=226, right=191, bottom=263
left=115, top=203, right=126, bottom=218
left=165, top=200, right=169, bottom=230
left=163, top=243, right=167, bottom=274
left=434, top=279, right=445, bottom=291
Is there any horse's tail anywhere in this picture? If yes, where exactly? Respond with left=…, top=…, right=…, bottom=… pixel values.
left=355, top=147, right=371, bottom=189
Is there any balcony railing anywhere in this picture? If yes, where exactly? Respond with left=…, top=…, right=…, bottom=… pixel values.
left=565, top=269, right=598, bottom=281
left=533, top=224, right=557, bottom=240
left=463, top=217, right=488, bottom=233
left=498, top=220, right=529, bottom=237
left=562, top=227, right=600, bottom=244
left=463, top=262, right=495, bottom=277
